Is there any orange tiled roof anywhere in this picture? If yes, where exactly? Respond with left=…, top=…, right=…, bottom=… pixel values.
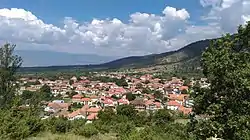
left=178, top=106, right=192, bottom=114
left=167, top=101, right=181, bottom=107
left=87, top=107, right=101, bottom=113
left=87, top=113, right=98, bottom=120
left=82, top=98, right=91, bottom=102
left=168, top=94, right=189, bottom=101
left=72, top=94, right=83, bottom=99
left=179, top=86, right=189, bottom=91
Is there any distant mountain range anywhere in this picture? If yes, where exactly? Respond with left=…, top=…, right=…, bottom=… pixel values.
left=15, top=50, right=119, bottom=67
left=19, top=38, right=214, bottom=73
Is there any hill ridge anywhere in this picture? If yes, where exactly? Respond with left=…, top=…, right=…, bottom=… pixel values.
left=19, top=38, right=214, bottom=72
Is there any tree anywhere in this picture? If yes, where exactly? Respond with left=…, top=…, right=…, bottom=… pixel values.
left=116, top=105, right=137, bottom=119
left=136, top=83, right=143, bottom=89
left=21, top=90, right=34, bottom=101
left=98, top=107, right=116, bottom=122
left=75, top=123, right=98, bottom=137
left=69, top=80, right=74, bottom=85
left=115, top=78, right=128, bottom=87
left=152, top=109, right=175, bottom=126
left=183, top=79, right=190, bottom=86
left=0, top=43, right=22, bottom=109
left=40, top=84, right=51, bottom=93
left=144, top=80, right=150, bottom=84
left=154, top=90, right=163, bottom=100
left=126, top=92, right=136, bottom=101
left=190, top=22, right=250, bottom=139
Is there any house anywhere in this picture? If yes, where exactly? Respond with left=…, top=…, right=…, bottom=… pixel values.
left=52, top=100, right=64, bottom=103
left=178, top=106, right=192, bottom=115
left=145, top=100, right=155, bottom=111
left=53, top=110, right=69, bottom=118
left=67, top=105, right=89, bottom=120
left=108, top=87, right=126, bottom=96
left=87, top=107, right=101, bottom=115
left=72, top=94, right=83, bottom=103
left=102, top=98, right=115, bottom=107
left=117, top=98, right=129, bottom=105
left=90, top=95, right=99, bottom=103
left=167, top=101, right=181, bottom=110
left=44, top=102, right=70, bottom=113
left=145, top=100, right=163, bottom=111
left=168, top=94, right=189, bottom=105
left=179, top=86, right=189, bottom=92
left=75, top=87, right=87, bottom=94
left=87, top=113, right=98, bottom=121
left=130, top=98, right=146, bottom=111
left=71, top=76, right=78, bottom=82
left=81, top=98, right=92, bottom=106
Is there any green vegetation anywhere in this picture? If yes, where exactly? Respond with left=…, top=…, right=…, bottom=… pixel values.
left=189, top=21, right=250, bottom=139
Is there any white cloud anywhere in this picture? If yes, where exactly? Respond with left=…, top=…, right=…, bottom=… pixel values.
left=200, top=0, right=250, bottom=33
left=0, top=7, right=192, bottom=56
left=0, top=2, right=249, bottom=57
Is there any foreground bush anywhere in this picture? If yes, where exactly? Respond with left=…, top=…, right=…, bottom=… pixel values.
left=0, top=109, right=44, bottom=140
left=74, top=123, right=99, bottom=138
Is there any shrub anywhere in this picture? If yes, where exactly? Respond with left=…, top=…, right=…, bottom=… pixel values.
left=44, top=117, right=72, bottom=133
left=74, top=123, right=98, bottom=138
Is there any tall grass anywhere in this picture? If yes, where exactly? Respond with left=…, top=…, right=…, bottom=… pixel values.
left=26, top=132, right=117, bottom=140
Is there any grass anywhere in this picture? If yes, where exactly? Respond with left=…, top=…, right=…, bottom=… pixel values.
left=175, top=119, right=190, bottom=125
left=27, top=132, right=117, bottom=140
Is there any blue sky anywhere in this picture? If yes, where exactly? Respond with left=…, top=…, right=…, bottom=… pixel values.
left=0, top=0, right=249, bottom=57
left=0, top=0, right=204, bottom=23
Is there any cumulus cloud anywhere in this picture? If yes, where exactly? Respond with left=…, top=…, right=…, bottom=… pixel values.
left=0, top=7, right=192, bottom=56
left=200, top=0, right=250, bottom=33
left=0, top=2, right=249, bottom=57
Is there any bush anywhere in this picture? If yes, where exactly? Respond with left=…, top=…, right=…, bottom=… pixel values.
left=93, top=120, right=110, bottom=134
left=0, top=109, right=44, bottom=140
left=44, top=117, right=72, bottom=133
left=74, top=123, right=98, bottom=138
left=114, top=122, right=136, bottom=137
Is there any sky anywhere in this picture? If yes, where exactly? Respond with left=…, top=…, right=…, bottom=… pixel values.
left=0, top=0, right=249, bottom=57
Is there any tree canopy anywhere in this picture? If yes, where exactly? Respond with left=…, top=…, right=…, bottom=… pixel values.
left=190, top=21, right=250, bottom=139
left=0, top=43, right=22, bottom=109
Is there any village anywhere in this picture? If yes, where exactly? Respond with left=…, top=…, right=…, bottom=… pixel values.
left=17, top=72, right=209, bottom=122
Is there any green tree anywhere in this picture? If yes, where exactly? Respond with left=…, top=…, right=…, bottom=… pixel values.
left=69, top=79, right=74, bottom=85
left=183, top=79, right=190, bottom=86
left=153, top=109, right=175, bottom=126
left=126, top=92, right=136, bottom=101
left=116, top=105, right=137, bottom=119
left=98, top=107, right=116, bottom=122
left=154, top=90, right=163, bottom=100
left=21, top=90, right=34, bottom=101
left=116, top=78, right=128, bottom=87
left=0, top=43, right=22, bottom=109
left=45, top=117, right=72, bottom=133
left=74, top=123, right=98, bottom=138
left=190, top=22, right=250, bottom=139
left=40, top=84, right=51, bottom=93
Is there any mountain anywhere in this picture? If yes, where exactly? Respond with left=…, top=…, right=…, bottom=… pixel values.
left=15, top=50, right=118, bottom=67
left=93, top=39, right=211, bottom=71
left=19, top=38, right=213, bottom=72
